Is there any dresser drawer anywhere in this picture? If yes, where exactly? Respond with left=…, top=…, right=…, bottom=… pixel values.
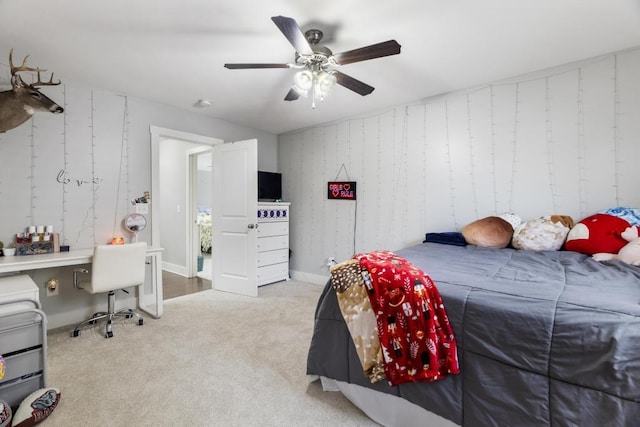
left=257, top=249, right=289, bottom=267
left=257, top=262, right=289, bottom=286
left=257, top=235, right=289, bottom=252
left=257, top=222, right=288, bottom=237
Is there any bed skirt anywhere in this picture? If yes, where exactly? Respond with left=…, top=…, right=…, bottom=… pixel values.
left=317, top=376, right=459, bottom=427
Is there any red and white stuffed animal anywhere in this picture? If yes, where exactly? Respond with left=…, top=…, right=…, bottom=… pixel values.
left=592, top=226, right=640, bottom=266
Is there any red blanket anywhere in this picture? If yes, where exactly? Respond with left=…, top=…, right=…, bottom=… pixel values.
left=355, top=250, right=459, bottom=386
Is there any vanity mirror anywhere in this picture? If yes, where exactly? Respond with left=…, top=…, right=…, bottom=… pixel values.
left=124, top=213, right=147, bottom=242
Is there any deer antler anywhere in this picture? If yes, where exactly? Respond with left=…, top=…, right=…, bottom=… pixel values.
left=8, top=48, right=61, bottom=86
left=33, top=70, right=61, bottom=87
left=9, top=48, right=41, bottom=75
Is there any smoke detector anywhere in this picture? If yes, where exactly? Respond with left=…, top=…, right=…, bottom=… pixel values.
left=193, top=99, right=213, bottom=108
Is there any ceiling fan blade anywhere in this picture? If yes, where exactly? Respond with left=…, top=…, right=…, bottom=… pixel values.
left=334, top=71, right=375, bottom=96
left=271, top=16, right=314, bottom=55
left=332, top=40, right=401, bottom=65
left=224, top=63, right=290, bottom=69
left=284, top=88, right=301, bottom=101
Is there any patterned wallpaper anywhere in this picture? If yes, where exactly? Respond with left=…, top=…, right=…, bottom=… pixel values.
left=280, top=47, right=640, bottom=279
left=0, top=80, right=135, bottom=248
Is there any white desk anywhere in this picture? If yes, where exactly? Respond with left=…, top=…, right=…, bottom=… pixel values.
left=0, top=247, right=164, bottom=319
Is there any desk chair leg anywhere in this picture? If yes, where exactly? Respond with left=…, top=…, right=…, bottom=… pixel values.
left=71, top=290, right=144, bottom=338
left=72, top=312, right=110, bottom=337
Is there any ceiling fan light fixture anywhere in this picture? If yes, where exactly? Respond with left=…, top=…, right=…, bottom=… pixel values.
left=224, top=16, right=402, bottom=107
left=316, top=71, right=337, bottom=96
left=293, top=70, right=314, bottom=93
left=292, top=69, right=336, bottom=105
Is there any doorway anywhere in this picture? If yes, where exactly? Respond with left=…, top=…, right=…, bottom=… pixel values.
left=150, top=126, right=222, bottom=287
left=191, top=149, right=212, bottom=281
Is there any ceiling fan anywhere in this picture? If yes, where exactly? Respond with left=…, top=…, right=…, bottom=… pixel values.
left=224, top=16, right=401, bottom=107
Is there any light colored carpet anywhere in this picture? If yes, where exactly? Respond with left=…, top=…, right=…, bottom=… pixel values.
left=44, top=280, right=379, bottom=426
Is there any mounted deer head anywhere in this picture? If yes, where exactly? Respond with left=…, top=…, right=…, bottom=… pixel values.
left=0, top=49, right=64, bottom=133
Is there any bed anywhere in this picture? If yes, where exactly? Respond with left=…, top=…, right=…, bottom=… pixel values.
left=306, top=242, right=640, bottom=426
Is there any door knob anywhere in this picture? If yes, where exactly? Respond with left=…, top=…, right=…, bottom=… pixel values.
left=248, top=224, right=255, bottom=229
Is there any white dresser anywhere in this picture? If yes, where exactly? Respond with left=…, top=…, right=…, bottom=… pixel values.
left=257, top=202, right=290, bottom=286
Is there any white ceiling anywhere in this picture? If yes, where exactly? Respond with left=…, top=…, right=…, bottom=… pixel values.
left=1, top=0, right=639, bottom=135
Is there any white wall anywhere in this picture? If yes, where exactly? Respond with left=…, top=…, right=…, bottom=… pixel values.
left=197, top=163, right=213, bottom=210
left=0, top=63, right=277, bottom=328
left=279, top=47, right=640, bottom=283
left=159, top=139, right=194, bottom=272
left=0, top=81, right=278, bottom=249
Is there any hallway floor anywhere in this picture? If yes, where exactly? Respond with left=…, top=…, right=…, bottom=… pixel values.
left=162, top=253, right=212, bottom=300
left=162, top=270, right=211, bottom=300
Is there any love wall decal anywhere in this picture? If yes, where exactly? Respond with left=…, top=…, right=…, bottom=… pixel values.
left=328, top=181, right=357, bottom=200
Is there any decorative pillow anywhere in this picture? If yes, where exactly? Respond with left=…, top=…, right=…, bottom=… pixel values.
left=423, top=232, right=467, bottom=246
left=512, top=215, right=574, bottom=251
left=499, top=211, right=522, bottom=230
left=600, top=207, right=640, bottom=227
left=12, top=387, right=60, bottom=427
left=564, top=213, right=630, bottom=255
left=462, top=216, right=513, bottom=248
left=593, top=226, right=640, bottom=265
left=0, top=400, right=11, bottom=427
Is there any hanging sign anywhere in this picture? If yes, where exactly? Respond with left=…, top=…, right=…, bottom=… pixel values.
left=328, top=181, right=357, bottom=200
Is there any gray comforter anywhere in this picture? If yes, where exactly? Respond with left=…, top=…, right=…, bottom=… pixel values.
left=306, top=243, right=640, bottom=426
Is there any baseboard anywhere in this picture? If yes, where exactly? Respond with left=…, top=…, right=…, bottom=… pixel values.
left=162, top=261, right=187, bottom=277
left=290, top=270, right=329, bottom=285
left=163, top=265, right=326, bottom=284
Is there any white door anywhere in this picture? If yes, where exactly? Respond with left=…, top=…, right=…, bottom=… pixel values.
left=212, top=139, right=258, bottom=296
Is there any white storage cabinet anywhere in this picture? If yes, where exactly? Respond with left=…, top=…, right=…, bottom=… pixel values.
left=0, top=275, right=47, bottom=409
left=257, top=202, right=290, bottom=286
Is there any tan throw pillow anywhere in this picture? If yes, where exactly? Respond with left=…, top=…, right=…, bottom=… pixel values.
left=462, top=216, right=513, bottom=248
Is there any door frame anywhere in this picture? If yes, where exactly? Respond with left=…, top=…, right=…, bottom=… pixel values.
left=150, top=126, right=222, bottom=271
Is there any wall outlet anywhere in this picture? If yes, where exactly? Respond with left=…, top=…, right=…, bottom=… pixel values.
left=45, top=279, right=59, bottom=297
left=46, top=285, right=59, bottom=297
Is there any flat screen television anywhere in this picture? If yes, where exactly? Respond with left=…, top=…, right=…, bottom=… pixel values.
left=258, top=171, right=282, bottom=201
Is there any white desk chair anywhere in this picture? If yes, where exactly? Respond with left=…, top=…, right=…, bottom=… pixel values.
left=71, top=242, right=147, bottom=338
